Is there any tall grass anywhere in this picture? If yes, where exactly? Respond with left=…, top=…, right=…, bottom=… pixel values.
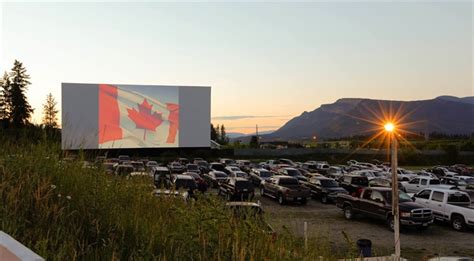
left=0, top=139, right=350, bottom=260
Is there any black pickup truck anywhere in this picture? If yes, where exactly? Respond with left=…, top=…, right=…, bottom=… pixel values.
left=336, top=187, right=433, bottom=230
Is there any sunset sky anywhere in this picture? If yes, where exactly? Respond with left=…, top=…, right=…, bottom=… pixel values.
left=1, top=2, right=472, bottom=134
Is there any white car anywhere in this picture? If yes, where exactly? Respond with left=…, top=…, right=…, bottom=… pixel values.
left=413, top=188, right=474, bottom=231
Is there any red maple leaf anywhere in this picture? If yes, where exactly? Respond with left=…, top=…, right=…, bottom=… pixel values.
left=127, top=99, right=163, bottom=140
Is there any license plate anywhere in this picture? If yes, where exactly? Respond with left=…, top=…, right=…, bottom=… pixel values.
left=423, top=223, right=428, bottom=227
left=297, top=197, right=302, bottom=200
left=243, top=189, right=248, bottom=192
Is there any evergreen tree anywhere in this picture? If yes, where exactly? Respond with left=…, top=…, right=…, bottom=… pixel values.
left=42, top=93, right=59, bottom=128
left=0, top=72, right=12, bottom=120
left=249, top=135, right=259, bottom=148
left=215, top=124, right=221, bottom=143
left=210, top=123, right=218, bottom=141
left=220, top=124, right=229, bottom=145
left=9, top=60, right=33, bottom=127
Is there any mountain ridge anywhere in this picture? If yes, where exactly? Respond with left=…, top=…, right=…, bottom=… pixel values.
left=265, top=96, right=474, bottom=141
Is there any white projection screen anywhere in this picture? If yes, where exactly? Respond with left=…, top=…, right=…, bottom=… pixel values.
left=62, top=83, right=211, bottom=150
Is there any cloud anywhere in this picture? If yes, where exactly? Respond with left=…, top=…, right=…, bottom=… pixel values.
left=212, top=115, right=289, bottom=121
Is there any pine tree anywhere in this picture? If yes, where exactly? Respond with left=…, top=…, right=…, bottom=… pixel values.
left=0, top=72, right=12, bottom=120
left=215, top=124, right=221, bottom=143
left=42, top=93, right=59, bottom=128
left=220, top=124, right=229, bottom=145
left=9, top=60, right=33, bottom=127
left=210, top=123, right=218, bottom=141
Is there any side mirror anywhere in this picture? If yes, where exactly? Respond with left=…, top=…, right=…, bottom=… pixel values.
left=411, top=196, right=416, bottom=201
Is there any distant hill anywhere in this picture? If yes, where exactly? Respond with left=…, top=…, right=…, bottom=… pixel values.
left=265, top=96, right=474, bottom=140
left=229, top=130, right=275, bottom=141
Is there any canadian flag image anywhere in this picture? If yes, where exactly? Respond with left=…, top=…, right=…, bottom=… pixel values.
left=98, top=84, right=179, bottom=148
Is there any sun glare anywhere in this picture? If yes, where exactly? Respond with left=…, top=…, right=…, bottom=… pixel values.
left=384, top=123, right=395, bottom=132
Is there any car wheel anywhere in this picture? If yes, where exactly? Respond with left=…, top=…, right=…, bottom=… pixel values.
left=343, top=206, right=354, bottom=220
left=387, top=216, right=395, bottom=231
left=278, top=194, right=285, bottom=205
left=321, top=195, right=328, bottom=204
left=452, top=215, right=466, bottom=231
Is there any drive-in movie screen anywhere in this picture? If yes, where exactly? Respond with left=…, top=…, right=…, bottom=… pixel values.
left=62, top=83, right=210, bottom=149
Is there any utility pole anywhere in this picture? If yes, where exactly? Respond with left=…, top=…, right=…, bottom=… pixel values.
left=391, top=133, right=400, bottom=260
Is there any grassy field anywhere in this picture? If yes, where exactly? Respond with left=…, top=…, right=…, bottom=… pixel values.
left=0, top=140, right=358, bottom=260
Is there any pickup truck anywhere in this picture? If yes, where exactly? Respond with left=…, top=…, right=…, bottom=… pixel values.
left=260, top=175, right=311, bottom=205
left=401, top=177, right=454, bottom=194
left=412, top=188, right=474, bottom=231
left=336, top=187, right=433, bottom=230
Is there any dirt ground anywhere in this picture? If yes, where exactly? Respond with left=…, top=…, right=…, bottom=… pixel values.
left=256, top=194, right=474, bottom=260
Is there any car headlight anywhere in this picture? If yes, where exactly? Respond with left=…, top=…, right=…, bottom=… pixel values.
left=400, top=212, right=411, bottom=218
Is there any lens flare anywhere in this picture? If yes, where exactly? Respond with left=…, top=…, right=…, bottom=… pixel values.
left=384, top=123, right=395, bottom=132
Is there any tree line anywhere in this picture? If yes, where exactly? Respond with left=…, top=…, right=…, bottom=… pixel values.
left=210, top=123, right=229, bottom=145
left=1, top=60, right=59, bottom=134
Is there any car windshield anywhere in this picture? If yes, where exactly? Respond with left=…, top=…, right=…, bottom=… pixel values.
left=212, top=164, right=225, bottom=171
left=175, top=179, right=196, bottom=190
left=286, top=169, right=302, bottom=176
left=187, top=165, right=198, bottom=170
left=148, top=161, right=158, bottom=166
left=197, top=161, right=208, bottom=166
left=259, top=171, right=273, bottom=178
left=214, top=172, right=228, bottom=178
left=352, top=177, right=368, bottom=186
left=383, top=190, right=413, bottom=203
left=235, top=172, right=247, bottom=178
left=320, top=180, right=339, bottom=187
left=235, top=181, right=253, bottom=190
left=279, top=178, right=298, bottom=186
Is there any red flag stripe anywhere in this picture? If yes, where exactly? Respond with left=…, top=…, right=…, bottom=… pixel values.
left=98, top=84, right=123, bottom=144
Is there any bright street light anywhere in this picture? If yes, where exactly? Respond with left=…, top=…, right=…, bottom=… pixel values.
left=384, top=122, right=395, bottom=132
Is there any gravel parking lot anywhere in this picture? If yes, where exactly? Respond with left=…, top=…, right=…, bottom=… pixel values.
left=252, top=192, right=474, bottom=260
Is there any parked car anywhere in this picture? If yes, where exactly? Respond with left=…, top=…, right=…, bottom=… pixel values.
left=176, top=158, right=190, bottom=165
left=249, top=168, right=274, bottom=186
left=402, top=177, right=453, bottom=194
left=219, top=158, right=236, bottom=166
left=441, top=177, right=468, bottom=189
left=302, top=176, right=348, bottom=203
left=260, top=176, right=311, bottom=205
left=166, top=174, right=197, bottom=193
left=369, top=178, right=407, bottom=193
left=203, top=171, right=228, bottom=188
left=209, top=162, right=226, bottom=172
left=168, top=162, right=185, bottom=173
left=130, top=161, right=145, bottom=172
left=118, top=155, right=130, bottom=164
left=236, top=160, right=252, bottom=172
left=114, top=164, right=135, bottom=176
left=278, top=167, right=308, bottom=182
left=185, top=163, right=201, bottom=174
left=184, top=172, right=208, bottom=193
left=225, top=202, right=275, bottom=235
left=228, top=171, right=248, bottom=179
left=195, top=160, right=210, bottom=173
left=301, top=163, right=319, bottom=173
left=339, top=175, right=369, bottom=196
left=224, top=166, right=242, bottom=175
left=336, top=187, right=434, bottom=230
left=427, top=167, right=458, bottom=179
left=146, top=161, right=159, bottom=169
left=152, top=167, right=171, bottom=188
left=102, top=162, right=116, bottom=175
left=413, top=188, right=474, bottom=231
left=218, top=177, right=255, bottom=201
